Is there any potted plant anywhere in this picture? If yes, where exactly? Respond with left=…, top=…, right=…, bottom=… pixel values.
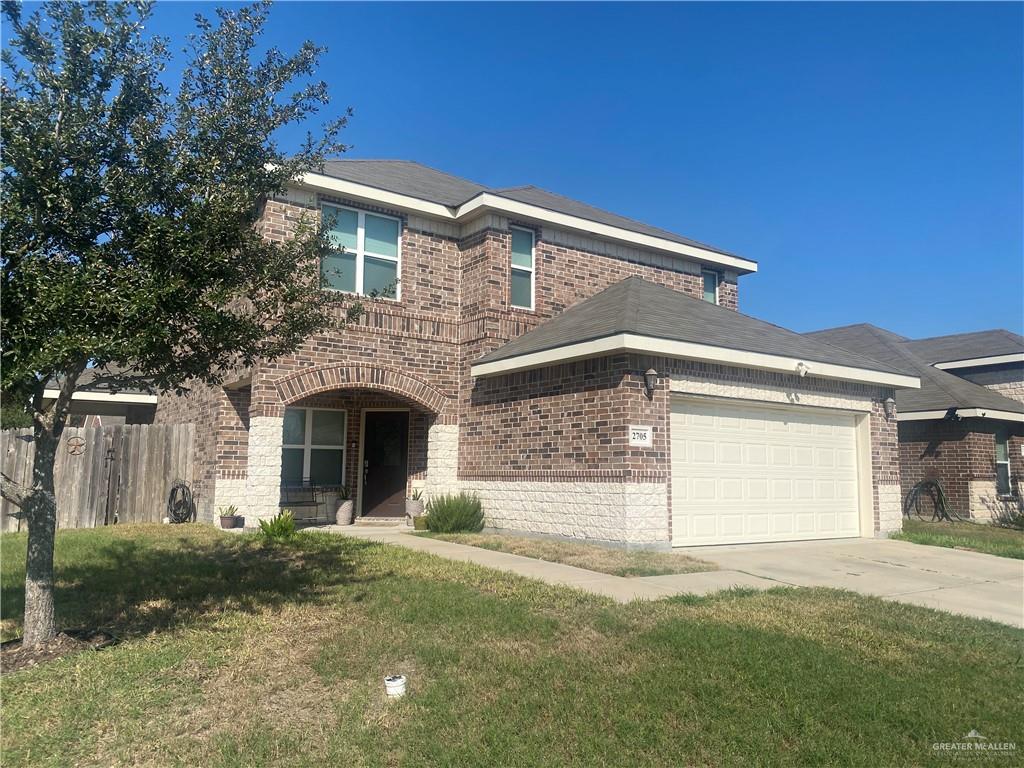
left=218, top=505, right=241, bottom=529
left=406, top=489, right=425, bottom=526
left=335, top=486, right=355, bottom=526
left=413, top=514, right=429, bottom=531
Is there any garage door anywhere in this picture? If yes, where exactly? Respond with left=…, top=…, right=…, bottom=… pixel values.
left=670, top=398, right=861, bottom=546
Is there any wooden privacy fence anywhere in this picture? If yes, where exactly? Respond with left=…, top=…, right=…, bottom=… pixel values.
left=1, top=424, right=195, bottom=532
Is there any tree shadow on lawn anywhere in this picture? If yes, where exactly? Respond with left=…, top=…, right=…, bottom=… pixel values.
left=1, top=531, right=372, bottom=641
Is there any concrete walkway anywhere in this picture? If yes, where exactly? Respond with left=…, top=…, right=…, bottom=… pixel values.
left=317, top=526, right=1023, bottom=627
left=320, top=525, right=774, bottom=602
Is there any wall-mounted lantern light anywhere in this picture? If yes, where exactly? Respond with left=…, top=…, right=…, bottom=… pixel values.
left=644, top=368, right=658, bottom=399
left=883, top=396, right=897, bottom=420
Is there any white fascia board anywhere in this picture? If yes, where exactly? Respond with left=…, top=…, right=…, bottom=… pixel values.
left=295, top=172, right=455, bottom=219
left=42, top=389, right=158, bottom=405
left=933, top=353, right=1024, bottom=370
left=898, top=408, right=1024, bottom=423
left=293, top=175, right=757, bottom=274
left=471, top=332, right=921, bottom=389
left=456, top=194, right=758, bottom=274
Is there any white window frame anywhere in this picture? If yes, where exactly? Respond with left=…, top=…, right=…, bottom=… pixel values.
left=509, top=227, right=536, bottom=311
left=995, top=427, right=1011, bottom=496
left=321, top=203, right=402, bottom=301
left=282, top=407, right=347, bottom=486
left=702, top=269, right=720, bottom=305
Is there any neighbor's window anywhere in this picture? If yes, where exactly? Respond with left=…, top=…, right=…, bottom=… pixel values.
left=995, top=427, right=1011, bottom=495
left=510, top=227, right=535, bottom=310
left=282, top=407, right=347, bottom=486
left=702, top=269, right=720, bottom=304
left=321, top=204, right=400, bottom=299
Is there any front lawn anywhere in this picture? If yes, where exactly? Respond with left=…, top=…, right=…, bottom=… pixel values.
left=893, top=519, right=1024, bottom=559
left=2, top=525, right=1021, bottom=767
left=421, top=531, right=715, bottom=576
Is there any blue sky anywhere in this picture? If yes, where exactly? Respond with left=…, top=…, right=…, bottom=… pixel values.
left=154, top=2, right=1019, bottom=336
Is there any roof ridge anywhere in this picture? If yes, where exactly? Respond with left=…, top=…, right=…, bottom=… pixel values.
left=910, top=328, right=1020, bottom=343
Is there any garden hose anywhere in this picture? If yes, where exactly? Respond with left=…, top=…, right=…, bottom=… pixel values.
left=903, top=479, right=964, bottom=522
left=166, top=481, right=196, bottom=524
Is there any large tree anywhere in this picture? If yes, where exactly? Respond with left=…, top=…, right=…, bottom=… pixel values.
left=1, top=0, right=354, bottom=645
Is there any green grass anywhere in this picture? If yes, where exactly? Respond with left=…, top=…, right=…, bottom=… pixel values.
left=2, top=525, right=1021, bottom=767
left=421, top=531, right=715, bottom=576
left=893, top=519, right=1024, bottom=559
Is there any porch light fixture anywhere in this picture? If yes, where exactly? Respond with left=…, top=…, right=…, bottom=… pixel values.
left=644, top=368, right=658, bottom=399
left=883, top=396, right=897, bottom=420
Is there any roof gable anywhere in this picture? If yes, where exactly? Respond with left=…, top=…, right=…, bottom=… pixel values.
left=476, top=278, right=914, bottom=385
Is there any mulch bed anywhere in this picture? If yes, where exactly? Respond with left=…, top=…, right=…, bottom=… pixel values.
left=1, top=629, right=118, bottom=674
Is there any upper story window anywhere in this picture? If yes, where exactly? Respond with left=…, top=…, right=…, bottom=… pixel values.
left=995, top=427, right=1011, bottom=495
left=510, top=227, right=535, bottom=310
left=282, top=407, right=347, bottom=486
left=321, top=204, right=400, bottom=299
left=702, top=269, right=720, bottom=304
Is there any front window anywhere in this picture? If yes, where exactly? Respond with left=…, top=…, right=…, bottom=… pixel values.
left=282, top=407, right=347, bottom=486
left=510, top=227, right=535, bottom=310
left=995, top=427, right=1011, bottom=495
left=321, top=205, right=400, bottom=299
left=702, top=269, right=719, bottom=304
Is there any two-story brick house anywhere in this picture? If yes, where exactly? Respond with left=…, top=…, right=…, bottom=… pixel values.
left=809, top=325, right=1023, bottom=520
left=157, top=160, right=919, bottom=547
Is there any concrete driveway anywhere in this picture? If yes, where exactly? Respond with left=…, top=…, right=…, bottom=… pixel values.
left=682, top=538, right=1023, bottom=627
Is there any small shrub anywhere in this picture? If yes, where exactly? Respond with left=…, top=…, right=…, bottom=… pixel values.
left=409, top=489, right=423, bottom=501
left=425, top=493, right=483, bottom=533
left=217, top=505, right=240, bottom=518
left=258, top=510, right=296, bottom=540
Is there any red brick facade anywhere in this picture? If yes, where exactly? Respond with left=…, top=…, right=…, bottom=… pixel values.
left=898, top=419, right=1024, bottom=518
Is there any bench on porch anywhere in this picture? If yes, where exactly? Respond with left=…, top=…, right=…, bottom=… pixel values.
left=279, top=482, right=345, bottom=526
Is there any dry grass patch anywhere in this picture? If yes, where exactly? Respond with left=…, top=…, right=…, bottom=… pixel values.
left=422, top=532, right=715, bottom=577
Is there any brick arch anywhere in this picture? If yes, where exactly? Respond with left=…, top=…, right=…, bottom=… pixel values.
left=275, top=363, right=450, bottom=415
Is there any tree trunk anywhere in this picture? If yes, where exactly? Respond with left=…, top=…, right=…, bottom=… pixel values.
left=23, top=427, right=58, bottom=645
left=22, top=363, right=84, bottom=646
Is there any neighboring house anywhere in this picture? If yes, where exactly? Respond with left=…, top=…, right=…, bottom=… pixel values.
left=157, top=160, right=919, bottom=547
left=903, top=330, right=1024, bottom=405
left=806, top=325, right=1024, bottom=521
left=45, top=366, right=157, bottom=427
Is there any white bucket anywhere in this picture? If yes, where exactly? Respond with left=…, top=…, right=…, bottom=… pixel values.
left=384, top=674, right=407, bottom=698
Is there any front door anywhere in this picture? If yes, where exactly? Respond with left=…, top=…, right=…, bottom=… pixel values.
left=362, top=410, right=409, bottom=517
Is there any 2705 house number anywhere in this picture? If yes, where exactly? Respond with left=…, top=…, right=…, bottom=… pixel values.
left=629, top=425, right=653, bottom=447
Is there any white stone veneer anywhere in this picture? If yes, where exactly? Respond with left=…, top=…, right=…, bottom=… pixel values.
left=457, top=481, right=670, bottom=546
left=875, top=484, right=903, bottom=536
left=425, top=423, right=459, bottom=496
left=213, top=477, right=248, bottom=521
left=669, top=373, right=874, bottom=412
left=243, top=415, right=284, bottom=523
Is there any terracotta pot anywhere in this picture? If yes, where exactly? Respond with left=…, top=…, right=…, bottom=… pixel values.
left=336, top=499, right=355, bottom=526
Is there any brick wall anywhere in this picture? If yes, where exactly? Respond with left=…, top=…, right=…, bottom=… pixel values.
left=898, top=418, right=1024, bottom=518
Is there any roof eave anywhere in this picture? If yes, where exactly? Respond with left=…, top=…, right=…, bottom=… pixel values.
left=932, top=353, right=1024, bottom=370
left=898, top=408, right=1024, bottom=423
left=293, top=173, right=757, bottom=274
left=471, top=332, right=920, bottom=389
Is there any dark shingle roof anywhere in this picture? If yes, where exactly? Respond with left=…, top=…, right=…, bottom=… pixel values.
left=476, top=277, right=911, bottom=376
left=806, top=324, right=1024, bottom=416
left=316, top=160, right=741, bottom=260
left=489, top=186, right=739, bottom=257
left=320, top=160, right=486, bottom=207
left=902, top=329, right=1024, bottom=365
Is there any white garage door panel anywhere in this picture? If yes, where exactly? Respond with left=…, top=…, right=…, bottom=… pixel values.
left=671, top=399, right=861, bottom=546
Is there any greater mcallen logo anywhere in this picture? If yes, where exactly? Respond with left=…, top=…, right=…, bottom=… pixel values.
left=932, top=729, right=1017, bottom=757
